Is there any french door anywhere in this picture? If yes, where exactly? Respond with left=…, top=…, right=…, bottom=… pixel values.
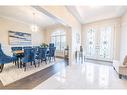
left=85, top=26, right=113, bottom=61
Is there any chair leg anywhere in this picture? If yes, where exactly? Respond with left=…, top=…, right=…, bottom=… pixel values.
left=20, top=62, right=23, bottom=68
left=54, top=56, right=55, bottom=61
left=49, top=57, right=51, bottom=62
left=38, top=59, right=40, bottom=67
left=14, top=61, right=17, bottom=66
left=48, top=57, right=49, bottom=60
left=24, top=66, right=26, bottom=71
left=45, top=59, right=47, bottom=64
left=23, top=63, right=26, bottom=71
left=41, top=59, right=43, bottom=63
left=50, top=57, right=52, bottom=62
left=33, top=61, right=36, bottom=68
left=18, top=60, right=22, bottom=68
left=0, top=64, right=4, bottom=73
left=38, top=62, right=40, bottom=67
left=17, top=61, right=20, bottom=68
left=30, top=62, right=32, bottom=66
left=119, top=74, right=122, bottom=79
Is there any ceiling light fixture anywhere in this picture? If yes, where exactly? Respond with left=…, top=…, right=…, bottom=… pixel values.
left=31, top=13, right=38, bottom=32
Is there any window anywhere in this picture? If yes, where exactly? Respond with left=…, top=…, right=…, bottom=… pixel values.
left=51, top=30, right=66, bottom=51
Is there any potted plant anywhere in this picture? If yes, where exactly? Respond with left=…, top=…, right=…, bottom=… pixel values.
left=40, top=43, right=48, bottom=48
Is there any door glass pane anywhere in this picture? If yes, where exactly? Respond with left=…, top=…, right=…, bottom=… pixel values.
left=99, top=27, right=111, bottom=59
left=51, top=36, right=55, bottom=43
left=86, top=28, right=96, bottom=56
left=61, top=35, right=66, bottom=50
left=56, top=36, right=60, bottom=51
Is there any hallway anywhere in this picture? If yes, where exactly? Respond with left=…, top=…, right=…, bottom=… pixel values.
left=34, top=61, right=127, bottom=89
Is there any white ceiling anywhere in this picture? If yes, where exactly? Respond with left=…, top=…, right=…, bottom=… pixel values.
left=0, top=6, right=58, bottom=28
left=67, top=6, right=127, bottom=24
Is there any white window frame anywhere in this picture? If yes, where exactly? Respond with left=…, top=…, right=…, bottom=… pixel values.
left=51, top=30, right=66, bottom=51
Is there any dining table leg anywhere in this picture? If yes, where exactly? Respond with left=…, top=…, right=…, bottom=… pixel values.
left=19, top=57, right=23, bottom=68
left=0, top=64, right=4, bottom=73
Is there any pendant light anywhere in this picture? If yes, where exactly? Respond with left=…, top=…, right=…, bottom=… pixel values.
left=31, top=13, right=38, bottom=32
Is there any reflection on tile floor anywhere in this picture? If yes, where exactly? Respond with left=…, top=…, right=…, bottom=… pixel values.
left=34, top=61, right=127, bottom=89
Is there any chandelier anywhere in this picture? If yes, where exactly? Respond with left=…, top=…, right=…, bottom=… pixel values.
left=31, top=13, right=38, bottom=32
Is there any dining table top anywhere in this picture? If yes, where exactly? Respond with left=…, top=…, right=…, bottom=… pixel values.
left=12, top=50, right=24, bottom=54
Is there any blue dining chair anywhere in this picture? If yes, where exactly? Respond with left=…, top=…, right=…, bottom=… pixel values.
left=47, top=47, right=56, bottom=61
left=34, top=47, right=40, bottom=66
left=36, top=47, right=47, bottom=65
left=31, top=48, right=37, bottom=65
left=23, top=46, right=32, bottom=50
left=11, top=47, right=22, bottom=51
left=22, top=48, right=36, bottom=71
left=11, top=47, right=23, bottom=67
left=0, top=44, right=17, bottom=73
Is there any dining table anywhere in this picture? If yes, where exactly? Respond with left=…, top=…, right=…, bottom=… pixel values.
left=13, top=50, right=24, bottom=54
left=12, top=47, right=51, bottom=68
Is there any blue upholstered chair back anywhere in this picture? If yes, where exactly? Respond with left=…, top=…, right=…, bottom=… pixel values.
left=49, top=47, right=56, bottom=57
left=38, top=47, right=47, bottom=59
left=11, top=47, right=22, bottom=51
left=31, top=48, right=37, bottom=60
left=23, top=49, right=31, bottom=63
left=33, top=46, right=39, bottom=52
left=0, top=43, right=17, bottom=64
left=23, top=46, right=32, bottom=50
left=22, top=49, right=34, bottom=63
left=0, top=44, right=11, bottom=57
left=49, top=43, right=54, bottom=48
left=0, top=44, right=5, bottom=56
left=33, top=46, right=39, bottom=51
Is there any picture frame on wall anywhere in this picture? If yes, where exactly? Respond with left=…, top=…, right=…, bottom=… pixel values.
left=8, top=31, right=32, bottom=45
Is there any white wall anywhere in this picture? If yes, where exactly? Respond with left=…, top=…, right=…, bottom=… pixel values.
left=120, top=12, right=127, bottom=64
left=0, top=16, right=44, bottom=55
left=82, top=17, right=121, bottom=60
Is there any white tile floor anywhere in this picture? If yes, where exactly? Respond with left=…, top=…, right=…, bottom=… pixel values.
left=34, top=61, right=127, bottom=89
